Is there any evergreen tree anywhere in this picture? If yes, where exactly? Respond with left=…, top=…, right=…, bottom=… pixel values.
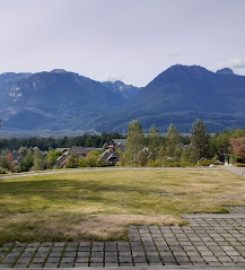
left=166, top=124, right=181, bottom=158
left=148, top=126, right=162, bottom=161
left=126, top=120, right=144, bottom=165
left=191, top=119, right=210, bottom=161
left=19, top=148, right=34, bottom=172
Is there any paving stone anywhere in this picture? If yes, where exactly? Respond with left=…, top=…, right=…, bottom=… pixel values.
left=105, top=262, right=119, bottom=266
left=28, top=262, right=44, bottom=267
left=74, top=262, right=88, bottom=267
left=43, top=262, right=59, bottom=267
left=14, top=263, right=29, bottom=268
left=105, top=258, right=118, bottom=263
left=119, top=262, right=134, bottom=266
left=78, top=246, right=91, bottom=252
left=60, top=257, right=75, bottom=263
left=59, top=263, right=74, bottom=268
left=119, top=257, right=133, bottom=264
left=46, top=257, right=60, bottom=263
left=53, top=242, right=65, bottom=247
left=90, top=257, right=103, bottom=263
left=76, top=256, right=89, bottom=263
left=89, top=262, right=103, bottom=267
left=63, top=251, right=77, bottom=257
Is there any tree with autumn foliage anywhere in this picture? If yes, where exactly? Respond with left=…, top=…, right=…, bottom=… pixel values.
left=230, top=137, right=245, bottom=163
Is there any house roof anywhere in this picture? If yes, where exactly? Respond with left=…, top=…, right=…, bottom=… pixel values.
left=112, top=139, right=126, bottom=150
left=56, top=148, right=70, bottom=153
left=112, top=139, right=126, bottom=145
left=100, top=148, right=119, bottom=162
left=69, top=146, right=100, bottom=156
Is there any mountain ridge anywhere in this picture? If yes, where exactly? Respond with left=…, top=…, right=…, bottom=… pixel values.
left=0, top=65, right=244, bottom=132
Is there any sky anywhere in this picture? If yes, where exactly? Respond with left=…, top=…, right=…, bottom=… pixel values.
left=0, top=0, right=245, bottom=86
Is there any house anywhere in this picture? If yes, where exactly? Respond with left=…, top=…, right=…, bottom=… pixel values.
left=99, top=148, right=119, bottom=165
left=99, top=138, right=126, bottom=165
left=56, top=146, right=101, bottom=167
left=69, top=146, right=99, bottom=158
left=103, top=139, right=126, bottom=152
left=112, top=139, right=126, bottom=152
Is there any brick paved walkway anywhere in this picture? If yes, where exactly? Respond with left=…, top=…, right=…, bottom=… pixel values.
left=0, top=208, right=245, bottom=268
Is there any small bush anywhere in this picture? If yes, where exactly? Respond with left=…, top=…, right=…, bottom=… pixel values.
left=147, top=160, right=162, bottom=167
left=162, top=160, right=181, bottom=167
left=198, top=158, right=213, bottom=166
left=78, top=158, right=87, bottom=167
left=66, top=156, right=78, bottom=168
left=180, top=161, right=196, bottom=167
left=237, top=163, right=245, bottom=167
left=0, top=167, right=7, bottom=174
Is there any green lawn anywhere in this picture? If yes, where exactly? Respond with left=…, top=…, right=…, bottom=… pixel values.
left=0, top=167, right=244, bottom=243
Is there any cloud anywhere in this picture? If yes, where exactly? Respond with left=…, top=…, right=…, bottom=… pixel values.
left=167, top=52, right=182, bottom=58
left=229, top=58, right=245, bottom=69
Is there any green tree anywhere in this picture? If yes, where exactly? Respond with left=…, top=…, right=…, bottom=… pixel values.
left=66, top=155, right=78, bottom=168
left=85, top=150, right=103, bottom=167
left=137, top=148, right=150, bottom=166
left=148, top=126, right=162, bottom=161
left=19, top=148, right=34, bottom=172
left=46, top=149, right=60, bottom=168
left=33, top=148, right=45, bottom=170
left=212, top=131, right=230, bottom=158
left=181, top=147, right=195, bottom=165
left=126, top=120, right=144, bottom=165
left=165, top=124, right=181, bottom=159
left=191, top=119, right=210, bottom=161
left=0, top=156, right=13, bottom=172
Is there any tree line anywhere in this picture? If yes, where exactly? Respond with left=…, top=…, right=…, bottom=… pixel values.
left=122, top=119, right=245, bottom=166
left=0, top=119, right=244, bottom=173
left=0, top=132, right=123, bottom=151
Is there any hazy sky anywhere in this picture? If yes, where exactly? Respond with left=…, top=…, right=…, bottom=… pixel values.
left=0, top=0, right=245, bottom=86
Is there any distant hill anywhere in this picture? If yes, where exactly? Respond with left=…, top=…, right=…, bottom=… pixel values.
left=91, top=65, right=245, bottom=132
left=0, top=65, right=245, bottom=133
left=128, top=65, right=245, bottom=113
left=0, top=70, right=124, bottom=130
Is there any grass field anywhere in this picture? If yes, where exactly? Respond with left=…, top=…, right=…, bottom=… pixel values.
left=0, top=167, right=245, bottom=243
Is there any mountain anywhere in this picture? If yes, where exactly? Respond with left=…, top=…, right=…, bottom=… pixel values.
left=102, top=80, right=140, bottom=100
left=0, top=65, right=245, bottom=133
left=127, top=64, right=245, bottom=113
left=0, top=70, right=124, bottom=130
left=92, top=65, right=245, bottom=132
left=216, top=68, right=234, bottom=75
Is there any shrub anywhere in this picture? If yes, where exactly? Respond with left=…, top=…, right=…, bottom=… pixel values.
left=147, top=159, right=162, bottom=167
left=162, top=160, right=181, bottom=167
left=85, top=155, right=97, bottom=167
left=237, top=163, right=245, bottom=167
left=78, top=158, right=87, bottom=167
left=66, top=156, right=78, bottom=168
left=0, top=157, right=14, bottom=172
left=0, top=167, right=7, bottom=174
left=180, top=161, right=196, bottom=167
left=198, top=158, right=213, bottom=166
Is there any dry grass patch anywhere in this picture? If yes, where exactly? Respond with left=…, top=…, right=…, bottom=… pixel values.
left=72, top=215, right=182, bottom=241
